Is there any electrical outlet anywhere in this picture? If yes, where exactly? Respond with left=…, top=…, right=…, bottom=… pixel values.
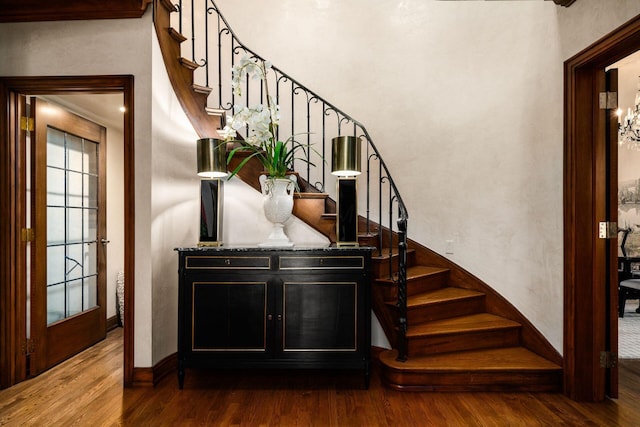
left=445, top=239, right=454, bottom=254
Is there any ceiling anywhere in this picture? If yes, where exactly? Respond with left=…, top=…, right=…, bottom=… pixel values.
left=41, top=93, right=124, bottom=133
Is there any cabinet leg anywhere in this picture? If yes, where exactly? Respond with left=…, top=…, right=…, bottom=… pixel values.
left=178, top=359, right=185, bottom=389
left=364, top=360, right=370, bottom=390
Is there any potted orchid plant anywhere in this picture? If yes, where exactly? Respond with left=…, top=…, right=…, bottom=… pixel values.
left=220, top=55, right=317, bottom=181
left=220, top=55, right=321, bottom=247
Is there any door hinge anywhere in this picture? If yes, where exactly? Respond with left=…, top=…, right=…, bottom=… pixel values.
left=600, top=351, right=617, bottom=368
left=598, top=221, right=617, bottom=239
left=21, top=228, right=35, bottom=242
left=599, top=91, right=618, bottom=110
left=22, top=338, right=35, bottom=355
left=20, top=116, right=34, bottom=132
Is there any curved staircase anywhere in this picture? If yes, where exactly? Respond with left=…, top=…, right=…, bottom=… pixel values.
left=153, top=0, right=562, bottom=392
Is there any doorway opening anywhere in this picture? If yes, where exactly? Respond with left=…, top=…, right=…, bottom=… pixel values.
left=564, top=15, right=640, bottom=402
left=0, top=76, right=135, bottom=388
left=609, top=50, right=640, bottom=360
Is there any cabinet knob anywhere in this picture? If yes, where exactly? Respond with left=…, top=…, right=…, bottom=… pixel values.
left=267, top=314, right=273, bottom=321
left=224, top=259, right=231, bottom=265
left=277, top=314, right=282, bottom=321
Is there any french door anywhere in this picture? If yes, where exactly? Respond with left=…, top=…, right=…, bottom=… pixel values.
left=29, top=98, right=107, bottom=375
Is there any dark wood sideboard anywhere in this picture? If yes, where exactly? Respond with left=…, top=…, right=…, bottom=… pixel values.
left=176, top=246, right=373, bottom=388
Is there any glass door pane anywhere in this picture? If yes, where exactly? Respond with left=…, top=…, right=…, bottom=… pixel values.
left=46, top=127, right=99, bottom=324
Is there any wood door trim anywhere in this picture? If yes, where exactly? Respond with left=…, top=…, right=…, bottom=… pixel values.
left=0, top=75, right=135, bottom=388
left=564, top=14, right=640, bottom=401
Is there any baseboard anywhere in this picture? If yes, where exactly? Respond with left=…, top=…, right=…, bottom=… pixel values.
left=106, top=315, right=120, bottom=332
left=131, top=367, right=153, bottom=387
left=133, top=348, right=382, bottom=388
left=153, top=352, right=177, bottom=386
left=371, top=346, right=386, bottom=362
left=132, top=352, right=177, bottom=387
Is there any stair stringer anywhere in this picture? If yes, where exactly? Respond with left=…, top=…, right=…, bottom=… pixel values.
left=154, top=0, right=223, bottom=138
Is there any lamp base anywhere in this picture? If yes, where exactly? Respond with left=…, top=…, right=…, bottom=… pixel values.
left=199, top=179, right=224, bottom=247
left=336, top=177, right=358, bottom=247
left=336, top=242, right=359, bottom=247
left=198, top=241, right=222, bottom=247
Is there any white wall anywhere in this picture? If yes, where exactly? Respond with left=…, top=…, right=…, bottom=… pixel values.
left=214, top=0, right=640, bottom=352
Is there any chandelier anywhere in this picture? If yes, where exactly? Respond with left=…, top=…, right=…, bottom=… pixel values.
left=619, top=80, right=640, bottom=150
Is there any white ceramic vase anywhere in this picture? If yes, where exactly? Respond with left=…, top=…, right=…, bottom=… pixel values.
left=258, top=174, right=297, bottom=247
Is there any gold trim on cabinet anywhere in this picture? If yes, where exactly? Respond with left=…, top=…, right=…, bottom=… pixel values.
left=278, top=256, right=364, bottom=270
left=185, top=255, right=271, bottom=270
left=191, top=281, right=268, bottom=352
left=281, top=281, right=358, bottom=352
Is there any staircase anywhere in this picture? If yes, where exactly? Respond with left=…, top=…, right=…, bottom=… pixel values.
left=153, top=0, right=562, bottom=392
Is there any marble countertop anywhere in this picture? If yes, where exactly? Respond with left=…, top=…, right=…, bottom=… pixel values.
left=175, top=245, right=374, bottom=252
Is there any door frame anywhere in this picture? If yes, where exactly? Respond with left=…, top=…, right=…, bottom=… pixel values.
left=0, top=75, right=135, bottom=387
left=564, top=15, right=640, bottom=401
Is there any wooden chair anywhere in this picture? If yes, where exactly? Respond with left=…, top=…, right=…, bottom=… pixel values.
left=618, top=228, right=640, bottom=317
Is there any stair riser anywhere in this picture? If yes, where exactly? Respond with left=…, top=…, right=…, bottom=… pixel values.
left=407, top=297, right=485, bottom=324
left=376, top=283, right=397, bottom=301
left=372, top=251, right=416, bottom=277
left=407, top=273, right=449, bottom=296
left=358, top=234, right=379, bottom=247
left=408, top=328, right=520, bottom=357
left=377, top=277, right=451, bottom=303
left=381, top=370, right=562, bottom=392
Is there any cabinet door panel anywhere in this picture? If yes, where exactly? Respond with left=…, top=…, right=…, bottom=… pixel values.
left=283, top=282, right=357, bottom=351
left=192, top=282, right=267, bottom=351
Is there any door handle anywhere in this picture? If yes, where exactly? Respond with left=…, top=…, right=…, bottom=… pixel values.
left=101, top=238, right=110, bottom=245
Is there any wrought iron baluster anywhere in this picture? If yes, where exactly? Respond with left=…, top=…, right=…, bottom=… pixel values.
left=305, top=92, right=312, bottom=183
left=378, top=163, right=383, bottom=254
left=396, top=205, right=408, bottom=361
left=290, top=80, right=295, bottom=170
left=322, top=102, right=326, bottom=190
left=366, top=148, right=378, bottom=239
left=203, top=1, right=210, bottom=87
left=190, top=0, right=195, bottom=63
left=388, top=184, right=393, bottom=278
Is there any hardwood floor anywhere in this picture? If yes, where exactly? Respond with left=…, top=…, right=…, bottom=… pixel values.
left=1, top=328, right=640, bottom=426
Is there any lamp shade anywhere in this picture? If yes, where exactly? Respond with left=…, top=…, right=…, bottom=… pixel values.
left=331, top=136, right=361, bottom=177
left=197, top=138, right=228, bottom=178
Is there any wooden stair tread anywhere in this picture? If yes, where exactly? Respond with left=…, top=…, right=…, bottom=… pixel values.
left=377, top=265, right=449, bottom=284
left=372, top=247, right=415, bottom=261
left=179, top=57, right=199, bottom=70
left=193, top=84, right=212, bottom=95
left=205, top=107, right=225, bottom=117
left=168, top=27, right=186, bottom=43
left=407, top=287, right=484, bottom=308
left=293, top=192, right=328, bottom=199
left=159, top=0, right=178, bottom=13
left=407, top=313, right=520, bottom=337
left=379, top=347, right=561, bottom=372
